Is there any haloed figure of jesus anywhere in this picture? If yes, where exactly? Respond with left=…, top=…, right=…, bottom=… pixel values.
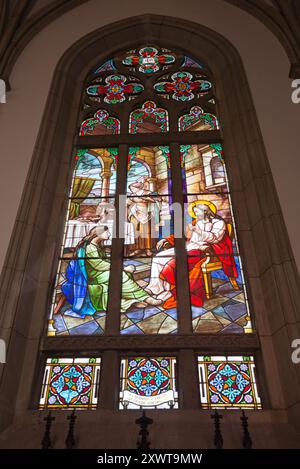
left=146, top=200, right=239, bottom=309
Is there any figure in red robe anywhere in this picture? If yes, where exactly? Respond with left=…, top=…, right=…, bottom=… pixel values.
left=146, top=201, right=238, bottom=309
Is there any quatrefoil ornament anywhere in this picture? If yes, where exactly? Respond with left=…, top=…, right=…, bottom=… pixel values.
left=154, top=71, right=212, bottom=102
left=86, top=74, right=144, bottom=104
left=123, top=47, right=175, bottom=74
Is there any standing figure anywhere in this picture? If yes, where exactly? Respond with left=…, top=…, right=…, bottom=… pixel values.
left=127, top=176, right=156, bottom=256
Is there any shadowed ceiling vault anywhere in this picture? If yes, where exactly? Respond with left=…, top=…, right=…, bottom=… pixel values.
left=0, top=0, right=299, bottom=89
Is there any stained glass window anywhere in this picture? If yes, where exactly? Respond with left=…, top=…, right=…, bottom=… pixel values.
left=42, top=44, right=261, bottom=412
left=119, top=357, right=178, bottom=409
left=80, top=110, right=120, bottom=135
left=94, top=59, right=116, bottom=74
left=86, top=74, right=144, bottom=104
left=180, top=144, right=252, bottom=334
left=48, top=148, right=118, bottom=336
left=182, top=56, right=203, bottom=69
left=178, top=106, right=219, bottom=131
left=154, top=72, right=212, bottom=101
left=122, top=46, right=175, bottom=74
left=197, top=356, right=261, bottom=409
left=39, top=358, right=101, bottom=409
left=121, top=146, right=177, bottom=334
left=129, top=101, right=168, bottom=134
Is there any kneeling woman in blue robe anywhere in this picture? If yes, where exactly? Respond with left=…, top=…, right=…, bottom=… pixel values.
left=61, top=244, right=96, bottom=318
left=55, top=226, right=161, bottom=318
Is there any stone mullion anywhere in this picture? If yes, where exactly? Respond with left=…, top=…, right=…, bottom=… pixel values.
left=98, top=350, right=119, bottom=409
left=104, top=144, right=127, bottom=335
left=76, top=130, right=222, bottom=148
left=119, top=103, right=129, bottom=135
left=169, top=142, right=193, bottom=335
left=168, top=101, right=179, bottom=133
left=41, top=333, right=260, bottom=352
left=178, top=349, right=199, bottom=409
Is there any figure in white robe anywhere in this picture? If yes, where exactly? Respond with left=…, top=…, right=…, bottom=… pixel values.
left=146, top=203, right=226, bottom=300
left=127, top=176, right=156, bottom=256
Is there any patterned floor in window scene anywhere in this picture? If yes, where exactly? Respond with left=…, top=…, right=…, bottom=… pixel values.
left=192, top=277, right=248, bottom=333
left=53, top=258, right=248, bottom=335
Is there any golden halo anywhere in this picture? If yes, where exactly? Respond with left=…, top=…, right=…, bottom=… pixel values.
left=188, top=200, right=217, bottom=218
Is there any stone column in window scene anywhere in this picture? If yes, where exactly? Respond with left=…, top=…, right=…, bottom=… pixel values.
left=91, top=148, right=115, bottom=198
left=100, top=170, right=113, bottom=198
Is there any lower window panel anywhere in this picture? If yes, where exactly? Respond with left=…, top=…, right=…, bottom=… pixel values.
left=39, top=357, right=101, bottom=409
left=119, top=356, right=178, bottom=409
left=197, top=355, right=261, bottom=409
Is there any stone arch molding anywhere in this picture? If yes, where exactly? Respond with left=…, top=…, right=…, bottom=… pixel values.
left=0, top=14, right=300, bottom=441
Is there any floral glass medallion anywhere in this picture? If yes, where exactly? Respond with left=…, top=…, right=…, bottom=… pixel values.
left=39, top=358, right=101, bottom=409
left=86, top=74, right=144, bottom=104
left=154, top=71, right=211, bottom=101
left=198, top=355, right=261, bottom=409
left=123, top=46, right=175, bottom=74
left=119, top=357, right=178, bottom=409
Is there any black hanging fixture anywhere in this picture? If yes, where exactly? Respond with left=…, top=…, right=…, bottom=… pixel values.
left=211, top=410, right=223, bottom=449
left=41, top=411, right=55, bottom=450
left=136, top=411, right=153, bottom=449
left=241, top=410, right=252, bottom=449
left=65, top=409, right=77, bottom=449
